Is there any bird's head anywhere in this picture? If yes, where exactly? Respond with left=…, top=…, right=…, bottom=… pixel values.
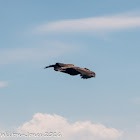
left=44, top=64, right=55, bottom=69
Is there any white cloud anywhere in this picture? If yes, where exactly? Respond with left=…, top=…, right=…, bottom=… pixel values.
left=18, top=113, right=122, bottom=140
left=0, top=42, right=74, bottom=65
left=0, top=81, right=8, bottom=88
left=36, top=13, right=140, bottom=33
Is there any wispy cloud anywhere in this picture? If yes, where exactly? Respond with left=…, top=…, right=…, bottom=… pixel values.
left=0, top=42, right=74, bottom=65
left=0, top=81, right=8, bottom=88
left=18, top=113, right=122, bottom=140
left=36, top=12, right=140, bottom=33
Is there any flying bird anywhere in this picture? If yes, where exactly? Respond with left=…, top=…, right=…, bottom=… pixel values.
left=44, top=63, right=95, bottom=79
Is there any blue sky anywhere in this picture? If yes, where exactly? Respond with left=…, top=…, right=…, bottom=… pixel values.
left=0, top=0, right=140, bottom=139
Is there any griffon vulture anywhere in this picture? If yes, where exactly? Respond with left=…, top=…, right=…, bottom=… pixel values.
left=44, top=63, right=95, bottom=79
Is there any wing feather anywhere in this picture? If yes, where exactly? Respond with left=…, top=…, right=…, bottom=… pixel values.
left=73, top=67, right=95, bottom=79
left=56, top=63, right=74, bottom=67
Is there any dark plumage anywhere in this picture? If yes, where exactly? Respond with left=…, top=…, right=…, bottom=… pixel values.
left=44, top=63, right=95, bottom=79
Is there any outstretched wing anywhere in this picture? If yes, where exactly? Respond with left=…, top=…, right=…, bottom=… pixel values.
left=59, top=67, right=80, bottom=75
left=73, top=67, right=95, bottom=79
left=44, top=63, right=74, bottom=69
left=56, top=63, right=74, bottom=67
left=59, top=67, right=95, bottom=79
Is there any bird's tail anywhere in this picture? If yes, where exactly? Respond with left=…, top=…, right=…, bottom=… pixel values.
left=44, top=65, right=55, bottom=69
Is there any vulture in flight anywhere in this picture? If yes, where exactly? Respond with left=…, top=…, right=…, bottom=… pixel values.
left=44, top=63, right=95, bottom=79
